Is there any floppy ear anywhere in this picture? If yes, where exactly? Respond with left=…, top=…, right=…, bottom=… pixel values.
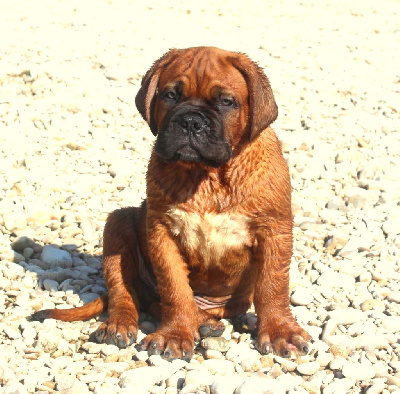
left=229, top=54, right=278, bottom=141
left=135, top=49, right=182, bottom=135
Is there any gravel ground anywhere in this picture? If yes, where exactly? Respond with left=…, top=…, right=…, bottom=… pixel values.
left=1, top=0, right=400, bottom=393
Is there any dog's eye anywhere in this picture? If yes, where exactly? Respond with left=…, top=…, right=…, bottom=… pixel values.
left=164, top=91, right=177, bottom=101
left=221, top=98, right=234, bottom=107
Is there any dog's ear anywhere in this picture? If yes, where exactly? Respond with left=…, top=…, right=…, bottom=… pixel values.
left=135, top=49, right=182, bottom=135
left=229, top=54, right=278, bottom=141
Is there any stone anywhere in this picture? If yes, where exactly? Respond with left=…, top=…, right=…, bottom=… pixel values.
left=317, top=352, right=334, bottom=368
left=201, top=336, right=232, bottom=352
left=361, top=299, right=385, bottom=312
left=342, top=361, right=375, bottom=380
left=2, top=325, right=22, bottom=340
left=205, top=349, right=224, bottom=359
left=226, top=342, right=258, bottom=363
left=235, top=377, right=285, bottom=394
left=211, top=374, right=245, bottom=394
left=276, top=373, right=303, bottom=391
left=3, top=212, right=27, bottom=232
left=66, top=380, right=90, bottom=393
left=348, top=195, right=367, bottom=209
left=387, top=291, right=400, bottom=303
left=99, top=362, right=129, bottom=374
left=56, top=376, right=79, bottom=391
left=296, top=361, right=320, bottom=376
left=290, top=286, right=314, bottom=306
left=365, top=379, right=386, bottom=394
left=36, top=329, right=62, bottom=353
left=41, top=246, right=73, bottom=268
left=119, top=367, right=161, bottom=389
left=321, top=319, right=337, bottom=340
left=166, top=370, right=186, bottom=388
left=382, top=219, right=400, bottom=237
left=23, top=247, right=34, bottom=259
left=202, top=359, right=235, bottom=374
left=100, top=345, right=119, bottom=357
left=240, top=358, right=262, bottom=372
left=184, top=370, right=214, bottom=388
left=322, top=378, right=356, bottom=394
left=80, top=293, right=100, bottom=304
left=11, top=235, right=33, bottom=252
left=317, top=272, right=355, bottom=288
left=381, top=316, right=400, bottom=332
left=268, top=363, right=283, bottom=378
left=328, top=308, right=365, bottom=325
left=43, top=279, right=59, bottom=291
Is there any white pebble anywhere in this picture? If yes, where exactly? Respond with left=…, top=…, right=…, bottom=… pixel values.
left=41, top=246, right=72, bottom=268
left=342, top=361, right=376, bottom=380
left=296, top=361, right=320, bottom=376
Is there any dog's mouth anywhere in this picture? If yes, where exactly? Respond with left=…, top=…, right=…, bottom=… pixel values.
left=175, top=145, right=201, bottom=162
left=154, top=105, right=232, bottom=168
left=155, top=133, right=231, bottom=168
left=172, top=145, right=225, bottom=168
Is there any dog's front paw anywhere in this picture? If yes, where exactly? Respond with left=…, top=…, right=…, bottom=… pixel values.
left=139, top=326, right=195, bottom=361
left=94, top=315, right=138, bottom=349
left=257, top=318, right=311, bottom=358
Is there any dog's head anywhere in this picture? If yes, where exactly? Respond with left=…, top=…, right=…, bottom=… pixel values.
left=135, top=47, right=278, bottom=168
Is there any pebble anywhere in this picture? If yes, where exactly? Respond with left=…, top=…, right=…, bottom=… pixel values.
left=297, top=361, right=320, bottom=376
left=235, top=377, right=286, bottom=394
left=317, top=352, right=334, bottom=368
left=210, top=374, right=245, bottom=394
left=11, top=236, right=34, bottom=252
left=202, top=359, right=235, bottom=374
left=381, top=316, right=400, bottom=332
left=43, top=278, right=59, bottom=291
left=80, top=292, right=100, bottom=304
left=201, top=337, right=232, bottom=352
left=342, top=361, right=376, bottom=380
left=226, top=342, right=258, bottom=363
left=41, top=246, right=73, bottom=268
left=291, top=286, right=314, bottom=305
left=240, top=357, right=262, bottom=372
left=361, top=299, right=386, bottom=312
left=387, top=291, right=400, bottom=303
left=185, top=369, right=214, bottom=387
left=119, top=367, right=161, bottom=389
left=2, top=325, right=22, bottom=340
left=328, top=308, right=365, bottom=325
left=205, top=349, right=224, bottom=359
left=365, top=379, right=386, bottom=394
left=317, top=272, right=356, bottom=288
left=166, top=370, right=186, bottom=388
left=323, top=378, right=356, bottom=394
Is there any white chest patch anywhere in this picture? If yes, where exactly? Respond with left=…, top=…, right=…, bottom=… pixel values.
left=167, top=207, right=252, bottom=265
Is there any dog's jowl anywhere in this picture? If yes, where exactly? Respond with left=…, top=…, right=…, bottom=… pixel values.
left=32, top=46, right=311, bottom=360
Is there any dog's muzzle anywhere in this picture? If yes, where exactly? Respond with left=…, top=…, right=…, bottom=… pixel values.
left=155, top=106, right=232, bottom=168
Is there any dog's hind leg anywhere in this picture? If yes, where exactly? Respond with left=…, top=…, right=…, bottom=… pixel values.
left=93, top=206, right=145, bottom=349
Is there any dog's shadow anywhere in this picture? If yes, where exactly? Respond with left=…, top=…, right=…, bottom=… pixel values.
left=11, top=236, right=106, bottom=316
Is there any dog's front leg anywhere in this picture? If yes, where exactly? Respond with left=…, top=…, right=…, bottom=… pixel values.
left=253, top=222, right=311, bottom=358
left=139, top=212, right=199, bottom=360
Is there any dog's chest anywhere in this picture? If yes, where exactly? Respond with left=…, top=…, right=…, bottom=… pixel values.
left=167, top=208, right=252, bottom=265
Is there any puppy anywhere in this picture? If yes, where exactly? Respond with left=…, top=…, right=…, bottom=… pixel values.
left=32, top=46, right=311, bottom=360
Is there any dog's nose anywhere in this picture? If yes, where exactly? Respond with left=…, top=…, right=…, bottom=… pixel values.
left=177, top=113, right=205, bottom=134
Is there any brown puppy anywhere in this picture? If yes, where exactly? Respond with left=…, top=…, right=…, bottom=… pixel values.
left=32, top=47, right=311, bottom=360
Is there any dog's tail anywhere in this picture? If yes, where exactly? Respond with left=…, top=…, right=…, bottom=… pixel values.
left=31, top=293, right=108, bottom=322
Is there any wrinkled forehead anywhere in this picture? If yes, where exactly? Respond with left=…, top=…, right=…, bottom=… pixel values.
left=158, top=49, right=248, bottom=98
